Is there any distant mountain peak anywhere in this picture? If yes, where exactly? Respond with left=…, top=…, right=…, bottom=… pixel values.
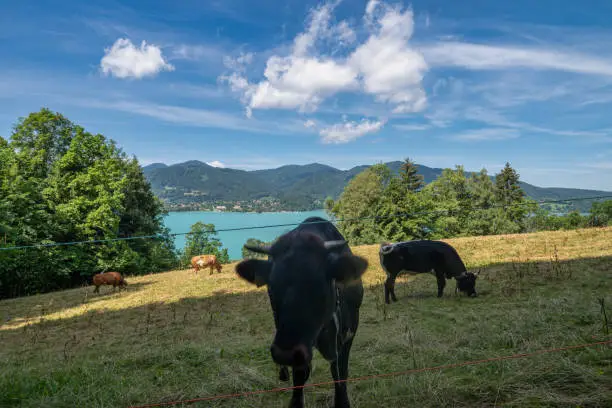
left=180, top=160, right=208, bottom=167
left=142, top=162, right=168, bottom=170
left=141, top=159, right=610, bottom=212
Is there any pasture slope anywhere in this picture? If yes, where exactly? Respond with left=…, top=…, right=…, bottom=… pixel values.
left=1, top=227, right=612, bottom=407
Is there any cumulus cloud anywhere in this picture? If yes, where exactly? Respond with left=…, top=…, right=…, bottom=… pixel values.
left=206, top=160, right=225, bottom=168
left=101, top=38, right=174, bottom=79
left=349, top=0, right=427, bottom=113
left=219, top=0, right=427, bottom=142
left=320, top=118, right=385, bottom=143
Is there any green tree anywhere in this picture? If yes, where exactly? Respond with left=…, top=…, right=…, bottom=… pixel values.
left=399, top=157, right=424, bottom=192
left=0, top=109, right=178, bottom=298
left=181, top=222, right=230, bottom=266
left=494, top=162, right=528, bottom=225
left=589, top=200, right=612, bottom=226
left=327, top=164, right=389, bottom=245
left=420, top=166, right=472, bottom=238
left=463, top=168, right=520, bottom=236
left=377, top=176, right=436, bottom=242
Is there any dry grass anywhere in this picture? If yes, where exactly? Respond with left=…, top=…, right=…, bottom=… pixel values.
left=1, top=227, right=612, bottom=407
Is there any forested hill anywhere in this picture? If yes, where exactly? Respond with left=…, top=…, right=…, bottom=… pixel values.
left=142, top=160, right=610, bottom=211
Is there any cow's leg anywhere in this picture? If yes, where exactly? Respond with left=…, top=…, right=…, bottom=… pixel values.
left=278, top=365, right=289, bottom=382
left=435, top=270, right=446, bottom=297
left=209, top=265, right=214, bottom=275
left=384, top=275, right=397, bottom=304
left=289, top=365, right=310, bottom=408
left=93, top=285, right=99, bottom=293
left=331, top=338, right=354, bottom=408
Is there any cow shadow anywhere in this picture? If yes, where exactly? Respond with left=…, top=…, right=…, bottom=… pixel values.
left=0, top=254, right=610, bottom=407
left=371, top=255, right=612, bottom=304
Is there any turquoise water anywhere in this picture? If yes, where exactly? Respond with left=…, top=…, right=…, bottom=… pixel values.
left=163, top=210, right=329, bottom=260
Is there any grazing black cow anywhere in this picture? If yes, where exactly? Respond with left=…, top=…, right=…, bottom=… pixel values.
left=379, top=240, right=478, bottom=303
left=236, top=216, right=368, bottom=408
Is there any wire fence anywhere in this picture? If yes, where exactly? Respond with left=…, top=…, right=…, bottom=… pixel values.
left=127, top=338, right=612, bottom=408
left=1, top=194, right=611, bottom=252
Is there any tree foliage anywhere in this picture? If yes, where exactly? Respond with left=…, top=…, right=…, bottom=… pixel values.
left=327, top=163, right=391, bottom=245
left=399, top=157, right=424, bottom=192
left=0, top=109, right=178, bottom=298
left=326, top=160, right=571, bottom=245
left=180, top=222, right=230, bottom=266
left=589, top=200, right=612, bottom=226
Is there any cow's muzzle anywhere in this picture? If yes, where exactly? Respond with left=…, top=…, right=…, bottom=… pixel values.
left=270, top=343, right=311, bottom=368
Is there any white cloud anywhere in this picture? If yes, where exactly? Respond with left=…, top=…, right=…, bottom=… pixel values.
left=320, top=118, right=385, bottom=143
left=172, top=44, right=224, bottom=61
left=451, top=128, right=521, bottom=141
left=461, top=106, right=609, bottom=138
left=304, top=119, right=317, bottom=128
left=421, top=42, right=612, bottom=76
left=100, top=38, right=174, bottom=79
left=583, top=162, right=612, bottom=170
left=219, top=0, right=427, bottom=142
left=393, top=123, right=431, bottom=131
left=348, top=1, right=428, bottom=113
left=223, top=52, right=255, bottom=71
left=206, top=160, right=226, bottom=168
left=77, top=99, right=308, bottom=135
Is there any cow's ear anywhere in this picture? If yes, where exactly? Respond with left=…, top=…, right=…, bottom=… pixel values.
left=236, top=259, right=272, bottom=287
left=328, top=254, right=368, bottom=285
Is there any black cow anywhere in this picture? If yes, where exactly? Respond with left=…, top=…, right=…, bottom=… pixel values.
left=236, top=216, right=368, bottom=408
left=379, top=240, right=478, bottom=303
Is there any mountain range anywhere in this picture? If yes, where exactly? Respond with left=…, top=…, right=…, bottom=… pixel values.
left=142, top=160, right=610, bottom=212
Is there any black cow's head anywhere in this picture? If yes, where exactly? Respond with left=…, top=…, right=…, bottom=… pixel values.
left=456, top=270, right=479, bottom=297
left=236, top=231, right=368, bottom=369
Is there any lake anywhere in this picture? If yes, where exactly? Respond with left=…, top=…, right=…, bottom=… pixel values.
left=163, top=210, right=329, bottom=260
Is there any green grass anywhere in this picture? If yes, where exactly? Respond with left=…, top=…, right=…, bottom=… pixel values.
left=1, top=227, right=612, bottom=407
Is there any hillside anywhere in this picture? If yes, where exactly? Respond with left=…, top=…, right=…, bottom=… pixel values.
left=142, top=160, right=611, bottom=211
left=1, top=227, right=611, bottom=407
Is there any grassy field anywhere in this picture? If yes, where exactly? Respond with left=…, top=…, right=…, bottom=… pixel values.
left=1, top=227, right=612, bottom=407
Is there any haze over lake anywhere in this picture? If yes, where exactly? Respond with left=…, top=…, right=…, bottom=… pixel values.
left=163, top=210, right=329, bottom=260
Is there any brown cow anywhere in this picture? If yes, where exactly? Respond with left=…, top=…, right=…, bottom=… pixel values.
left=92, top=272, right=128, bottom=293
left=191, top=255, right=223, bottom=275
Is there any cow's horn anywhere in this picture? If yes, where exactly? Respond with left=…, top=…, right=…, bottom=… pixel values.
left=324, top=240, right=347, bottom=250
left=380, top=244, right=394, bottom=255
left=243, top=244, right=271, bottom=255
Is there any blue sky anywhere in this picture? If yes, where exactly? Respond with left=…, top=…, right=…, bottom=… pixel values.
left=1, top=0, right=612, bottom=191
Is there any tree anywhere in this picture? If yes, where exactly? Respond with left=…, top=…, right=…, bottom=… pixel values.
left=181, top=222, right=230, bottom=266
left=589, top=200, right=612, bottom=226
left=327, top=164, right=389, bottom=245
left=494, top=162, right=528, bottom=225
left=419, top=166, right=472, bottom=238
left=463, top=169, right=512, bottom=236
left=0, top=109, right=178, bottom=298
left=399, top=157, right=424, bottom=192
left=324, top=196, right=335, bottom=213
